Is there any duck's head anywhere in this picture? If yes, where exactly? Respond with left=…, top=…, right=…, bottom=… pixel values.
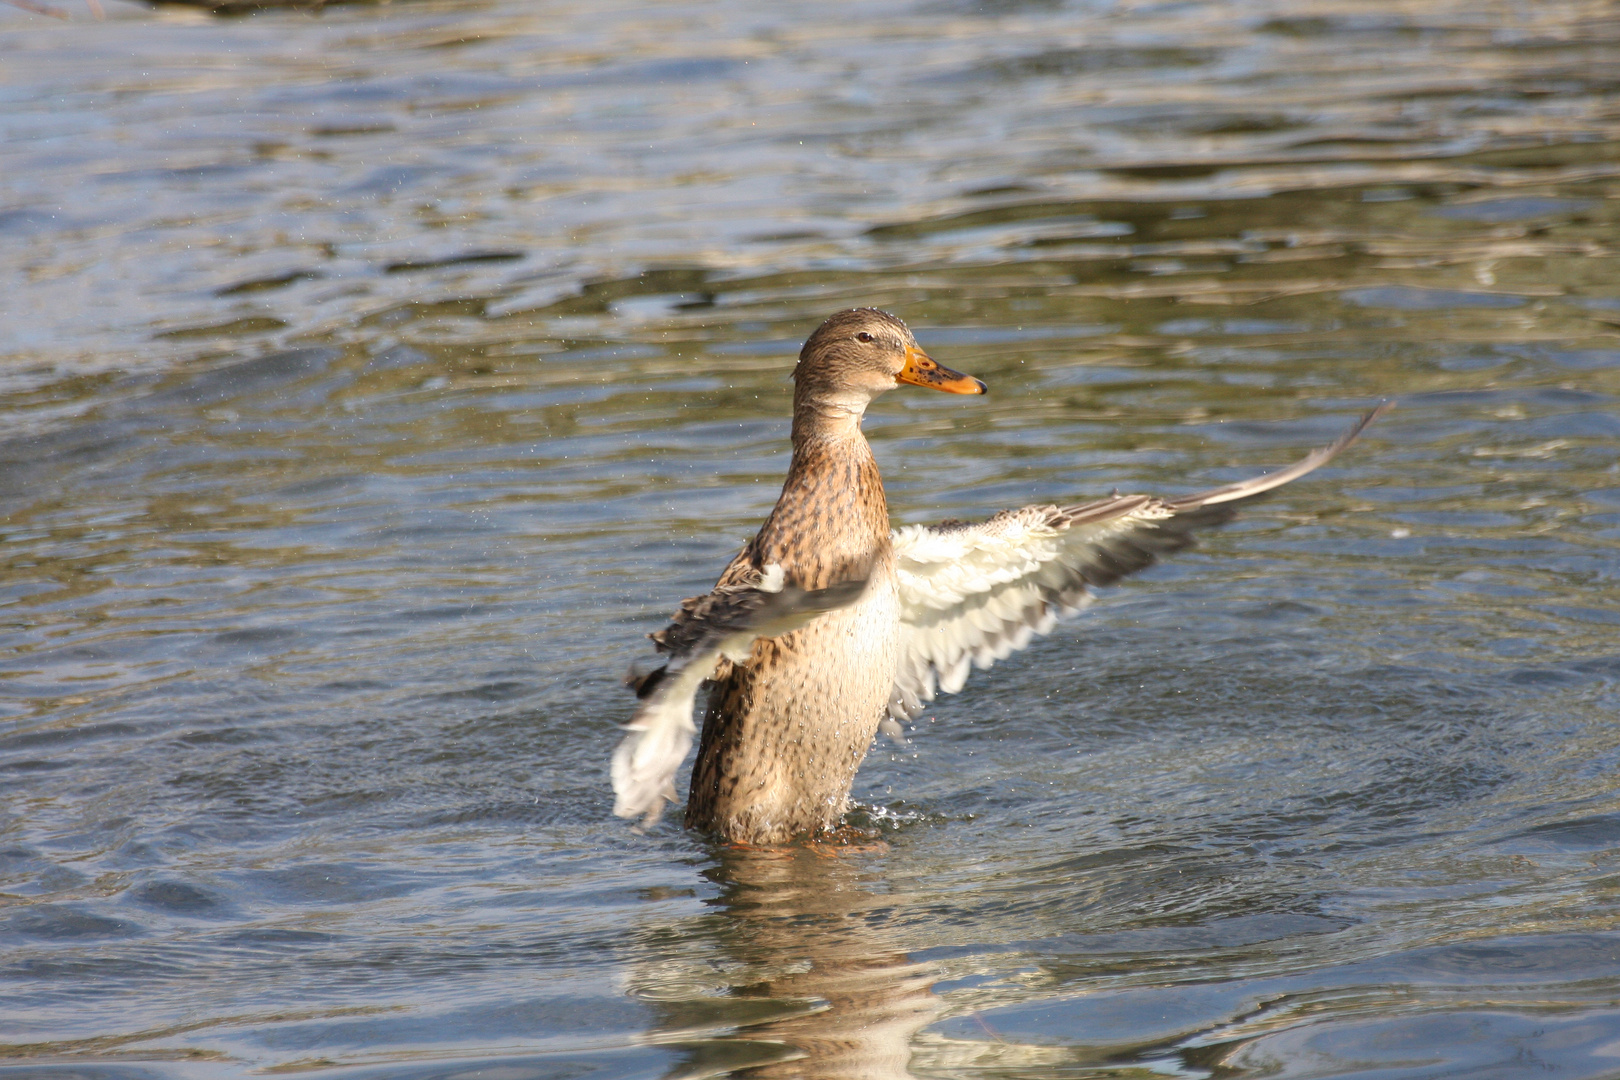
left=792, top=308, right=986, bottom=418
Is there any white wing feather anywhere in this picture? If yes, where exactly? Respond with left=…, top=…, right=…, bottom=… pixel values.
left=611, top=632, right=746, bottom=826
left=888, top=406, right=1387, bottom=720
left=611, top=565, right=868, bottom=827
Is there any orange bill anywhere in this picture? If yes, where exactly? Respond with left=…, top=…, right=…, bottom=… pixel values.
left=896, top=344, right=987, bottom=395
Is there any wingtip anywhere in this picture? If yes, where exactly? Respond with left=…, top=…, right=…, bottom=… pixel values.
left=1311, top=400, right=1390, bottom=461
left=1184, top=403, right=1389, bottom=508
left=1347, top=399, right=1394, bottom=441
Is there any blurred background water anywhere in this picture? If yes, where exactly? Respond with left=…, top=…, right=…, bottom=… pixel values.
left=2, top=0, right=1620, bottom=1076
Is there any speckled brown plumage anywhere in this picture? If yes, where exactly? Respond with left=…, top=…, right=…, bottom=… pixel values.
left=686, top=441, right=898, bottom=842
left=683, top=309, right=956, bottom=843
left=616, top=308, right=1380, bottom=844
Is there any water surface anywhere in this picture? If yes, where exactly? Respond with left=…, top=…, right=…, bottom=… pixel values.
left=3, top=0, right=1620, bottom=1076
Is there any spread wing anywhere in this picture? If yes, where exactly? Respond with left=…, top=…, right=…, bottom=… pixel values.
left=887, top=405, right=1388, bottom=722
left=611, top=562, right=867, bottom=827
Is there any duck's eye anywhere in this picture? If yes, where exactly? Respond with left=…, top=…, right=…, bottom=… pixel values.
left=855, top=332, right=875, bottom=343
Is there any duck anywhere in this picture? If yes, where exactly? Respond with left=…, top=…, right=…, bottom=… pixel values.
left=611, top=308, right=1384, bottom=845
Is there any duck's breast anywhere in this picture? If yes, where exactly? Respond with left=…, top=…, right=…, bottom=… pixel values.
left=687, top=561, right=900, bottom=841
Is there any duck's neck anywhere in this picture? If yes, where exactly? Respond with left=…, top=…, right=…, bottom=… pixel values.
left=753, top=401, right=890, bottom=591
left=790, top=394, right=867, bottom=448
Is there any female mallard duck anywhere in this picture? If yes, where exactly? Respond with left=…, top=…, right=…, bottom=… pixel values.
left=612, top=308, right=1384, bottom=844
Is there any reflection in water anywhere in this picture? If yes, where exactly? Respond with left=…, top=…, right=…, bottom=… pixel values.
left=696, top=854, right=939, bottom=1080
left=651, top=847, right=940, bottom=1080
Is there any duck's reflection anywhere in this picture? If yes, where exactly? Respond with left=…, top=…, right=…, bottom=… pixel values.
left=671, top=844, right=942, bottom=1079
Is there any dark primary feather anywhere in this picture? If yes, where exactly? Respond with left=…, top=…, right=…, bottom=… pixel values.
left=928, top=402, right=1387, bottom=584
left=626, top=574, right=870, bottom=696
